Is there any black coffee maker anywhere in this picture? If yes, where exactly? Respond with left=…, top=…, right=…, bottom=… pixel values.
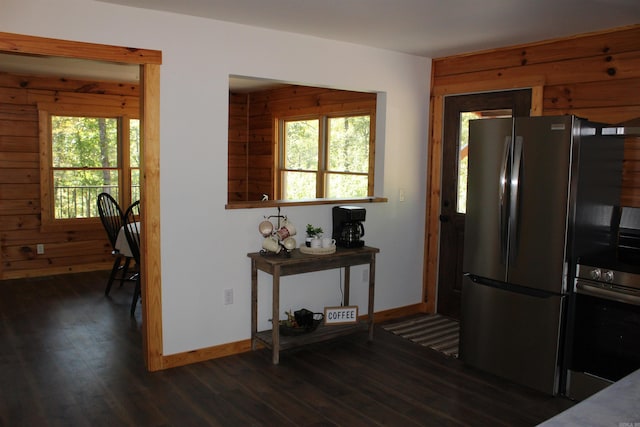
left=332, top=206, right=366, bottom=248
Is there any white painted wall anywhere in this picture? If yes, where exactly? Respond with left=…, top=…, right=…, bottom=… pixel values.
left=2, top=0, right=432, bottom=355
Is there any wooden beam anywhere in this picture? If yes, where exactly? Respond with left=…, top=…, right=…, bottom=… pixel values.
left=0, top=31, right=161, bottom=65
left=424, top=94, right=443, bottom=313
left=140, top=63, right=163, bottom=372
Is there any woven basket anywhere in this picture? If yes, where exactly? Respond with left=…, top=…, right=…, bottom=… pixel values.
left=279, top=318, right=322, bottom=336
left=299, top=245, right=336, bottom=255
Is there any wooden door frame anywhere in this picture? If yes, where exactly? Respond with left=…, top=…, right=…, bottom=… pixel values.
left=423, top=78, right=545, bottom=312
left=0, top=32, right=164, bottom=371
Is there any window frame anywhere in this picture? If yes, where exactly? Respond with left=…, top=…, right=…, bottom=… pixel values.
left=38, top=103, right=138, bottom=230
left=275, top=109, right=375, bottom=201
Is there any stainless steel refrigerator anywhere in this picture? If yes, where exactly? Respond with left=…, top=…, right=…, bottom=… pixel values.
left=459, top=115, right=623, bottom=395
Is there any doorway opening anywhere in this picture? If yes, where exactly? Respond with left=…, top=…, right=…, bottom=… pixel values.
left=0, top=32, right=162, bottom=370
left=435, top=90, right=532, bottom=319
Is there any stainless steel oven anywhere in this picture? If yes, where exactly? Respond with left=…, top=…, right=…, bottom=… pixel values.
left=565, top=207, right=640, bottom=401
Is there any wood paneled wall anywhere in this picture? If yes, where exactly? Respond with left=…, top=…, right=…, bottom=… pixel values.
left=228, top=92, right=248, bottom=202
left=228, top=85, right=377, bottom=203
left=0, top=71, right=139, bottom=279
left=424, top=24, right=640, bottom=311
left=431, top=24, right=640, bottom=206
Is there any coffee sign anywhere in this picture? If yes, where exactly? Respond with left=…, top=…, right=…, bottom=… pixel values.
left=324, top=306, right=358, bottom=325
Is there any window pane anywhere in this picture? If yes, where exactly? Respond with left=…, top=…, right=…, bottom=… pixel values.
left=284, top=119, right=319, bottom=170
left=328, top=115, right=369, bottom=173
left=53, top=169, right=118, bottom=219
left=52, top=116, right=118, bottom=168
left=130, top=119, right=141, bottom=201
left=457, top=110, right=512, bottom=214
left=130, top=119, right=140, bottom=167
left=282, top=171, right=316, bottom=200
left=131, top=168, right=140, bottom=202
left=326, top=173, right=368, bottom=198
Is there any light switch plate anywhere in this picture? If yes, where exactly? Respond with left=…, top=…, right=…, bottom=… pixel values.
left=224, top=289, right=233, bottom=305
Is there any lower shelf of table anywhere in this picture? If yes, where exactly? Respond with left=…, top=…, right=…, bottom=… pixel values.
left=254, top=321, right=370, bottom=351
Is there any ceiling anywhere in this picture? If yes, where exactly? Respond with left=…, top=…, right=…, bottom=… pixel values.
left=0, top=53, right=140, bottom=82
left=1, top=0, right=638, bottom=85
left=97, top=0, right=640, bottom=58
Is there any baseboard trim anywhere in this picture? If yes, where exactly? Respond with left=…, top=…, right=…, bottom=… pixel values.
left=159, top=303, right=431, bottom=370
left=161, top=339, right=255, bottom=370
left=1, top=263, right=112, bottom=280
left=373, top=303, right=431, bottom=322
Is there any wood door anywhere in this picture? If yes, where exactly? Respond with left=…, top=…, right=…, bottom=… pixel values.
left=436, top=90, right=532, bottom=319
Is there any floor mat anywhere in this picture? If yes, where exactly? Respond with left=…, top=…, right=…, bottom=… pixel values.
left=382, top=314, right=459, bottom=358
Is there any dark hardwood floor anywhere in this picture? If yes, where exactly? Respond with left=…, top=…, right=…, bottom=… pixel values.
left=0, top=271, right=574, bottom=426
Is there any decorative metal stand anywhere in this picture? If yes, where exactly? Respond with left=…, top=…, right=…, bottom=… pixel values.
left=259, top=207, right=294, bottom=257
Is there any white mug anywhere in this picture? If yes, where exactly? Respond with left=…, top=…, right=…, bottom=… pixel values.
left=258, top=220, right=274, bottom=237
left=321, top=237, right=336, bottom=248
left=310, top=238, right=322, bottom=248
left=262, top=237, right=281, bottom=253
left=282, top=237, right=297, bottom=250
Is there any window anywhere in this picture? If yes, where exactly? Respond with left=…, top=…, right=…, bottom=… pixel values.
left=39, top=105, right=139, bottom=226
left=278, top=113, right=373, bottom=200
left=456, top=109, right=512, bottom=213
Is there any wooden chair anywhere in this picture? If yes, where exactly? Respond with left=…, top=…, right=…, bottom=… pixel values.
left=123, top=200, right=141, bottom=317
left=97, top=192, right=132, bottom=296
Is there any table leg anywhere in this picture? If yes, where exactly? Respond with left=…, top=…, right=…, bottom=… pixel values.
left=368, top=255, right=376, bottom=341
left=251, top=260, right=258, bottom=350
left=272, top=265, right=280, bottom=364
left=343, top=266, right=350, bottom=306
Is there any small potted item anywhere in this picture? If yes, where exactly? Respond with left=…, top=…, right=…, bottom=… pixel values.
left=305, top=224, right=323, bottom=247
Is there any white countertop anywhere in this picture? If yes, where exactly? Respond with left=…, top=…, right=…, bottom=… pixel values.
left=538, top=369, right=640, bottom=426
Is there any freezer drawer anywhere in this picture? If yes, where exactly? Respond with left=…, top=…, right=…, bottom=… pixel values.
left=460, top=275, right=564, bottom=395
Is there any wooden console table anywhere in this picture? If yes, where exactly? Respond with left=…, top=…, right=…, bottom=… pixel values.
left=248, top=246, right=379, bottom=364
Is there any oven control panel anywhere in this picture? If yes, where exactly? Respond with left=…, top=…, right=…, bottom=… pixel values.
left=576, top=264, right=640, bottom=306
left=577, top=264, right=640, bottom=289
left=587, top=268, right=615, bottom=283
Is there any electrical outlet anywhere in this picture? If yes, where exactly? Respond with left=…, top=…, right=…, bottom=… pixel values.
left=36, top=244, right=45, bottom=254
left=399, top=188, right=406, bottom=202
left=224, top=289, right=234, bottom=305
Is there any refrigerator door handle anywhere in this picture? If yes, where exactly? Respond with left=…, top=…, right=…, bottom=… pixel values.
left=499, top=136, right=511, bottom=263
left=509, top=136, right=524, bottom=263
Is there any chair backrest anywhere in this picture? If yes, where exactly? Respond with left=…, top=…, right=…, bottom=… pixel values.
left=97, top=192, right=124, bottom=248
left=123, top=200, right=141, bottom=263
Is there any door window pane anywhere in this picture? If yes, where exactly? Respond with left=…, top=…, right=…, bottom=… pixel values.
left=457, top=109, right=512, bottom=213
